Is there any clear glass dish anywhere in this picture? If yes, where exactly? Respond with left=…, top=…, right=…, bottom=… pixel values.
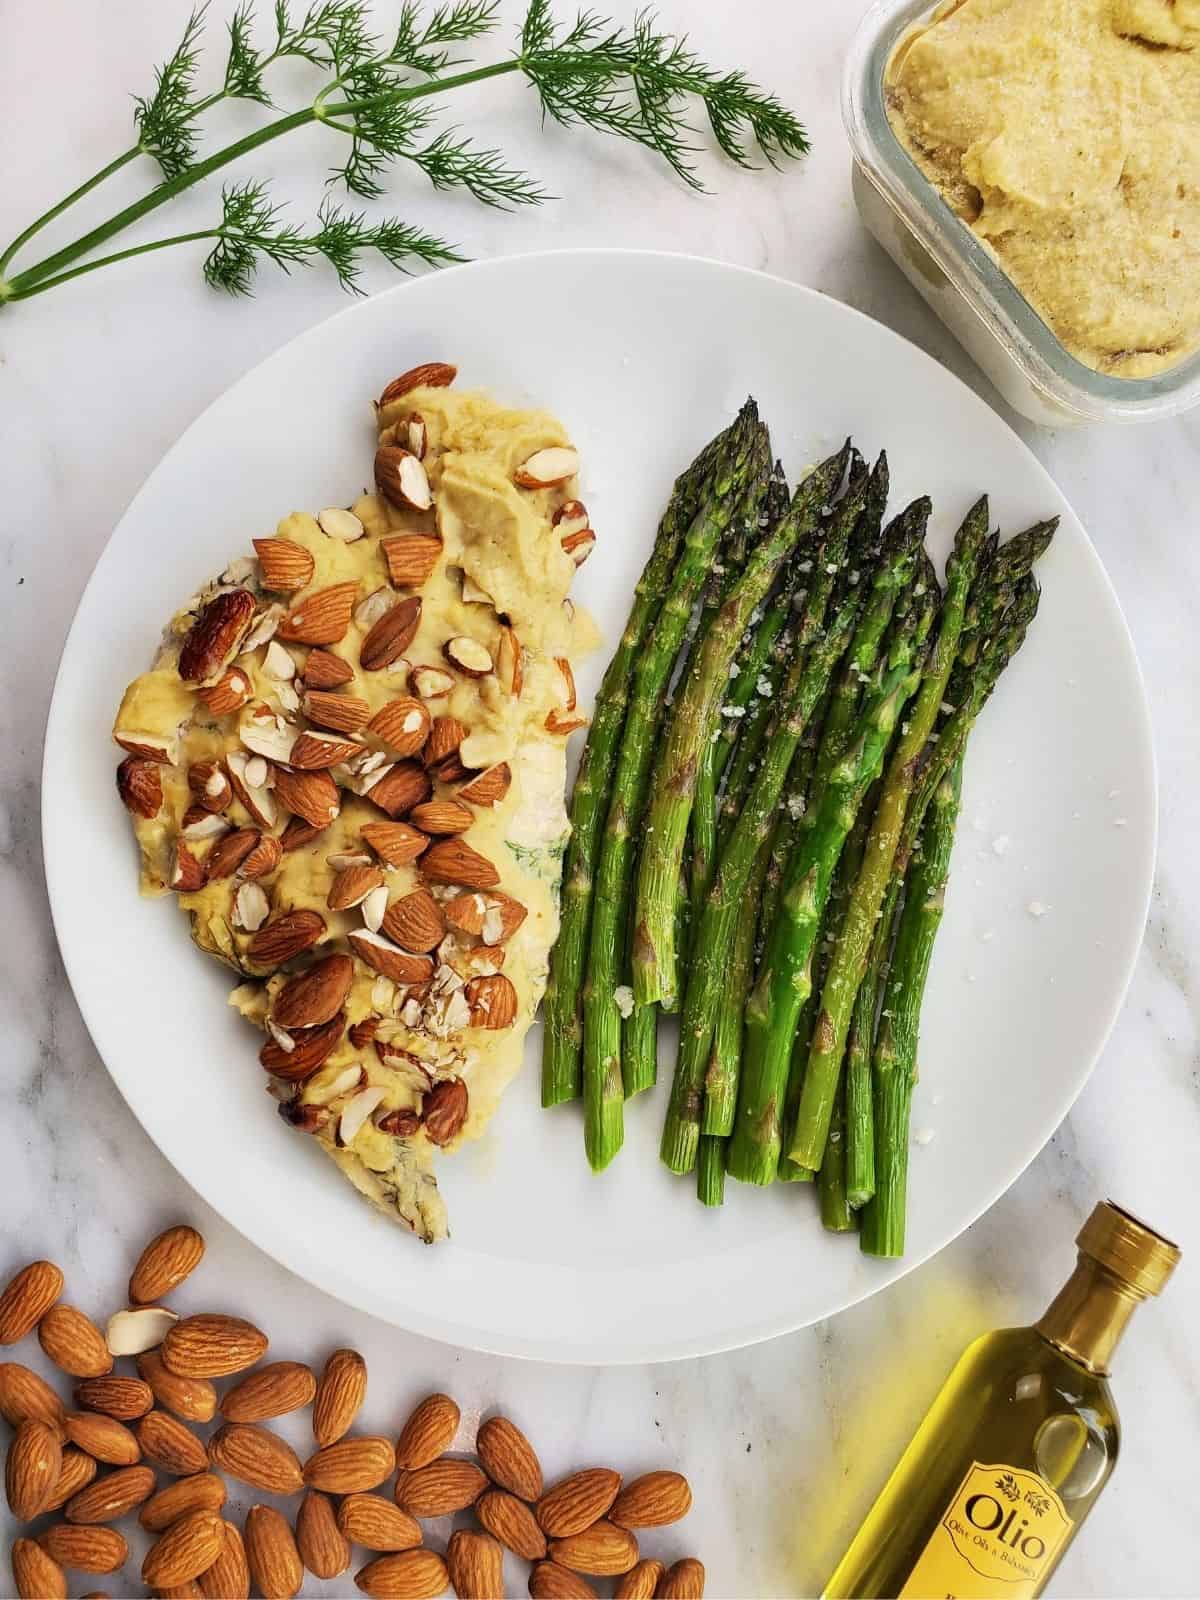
left=843, top=0, right=1200, bottom=426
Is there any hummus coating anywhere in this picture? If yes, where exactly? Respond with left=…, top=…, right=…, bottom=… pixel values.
left=114, top=383, right=597, bottom=1241
left=886, top=0, right=1200, bottom=377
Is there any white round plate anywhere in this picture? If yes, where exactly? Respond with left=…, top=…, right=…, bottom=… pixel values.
left=44, top=251, right=1154, bottom=1363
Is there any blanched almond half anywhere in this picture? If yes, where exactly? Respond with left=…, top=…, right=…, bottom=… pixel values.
left=443, top=636, right=493, bottom=677
left=338, top=1087, right=388, bottom=1147
left=106, top=1307, right=179, bottom=1358
left=406, top=414, right=427, bottom=459
left=261, top=639, right=296, bottom=681
left=317, top=507, right=365, bottom=543
left=361, top=884, right=389, bottom=933
left=182, top=807, right=230, bottom=840
left=233, top=881, right=270, bottom=932
left=514, top=446, right=579, bottom=489
left=241, top=602, right=285, bottom=655
left=375, top=447, right=433, bottom=512
left=240, top=710, right=297, bottom=765
left=226, top=750, right=277, bottom=828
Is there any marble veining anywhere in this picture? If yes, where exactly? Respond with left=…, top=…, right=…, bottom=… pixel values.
left=1, top=1, right=1198, bottom=1594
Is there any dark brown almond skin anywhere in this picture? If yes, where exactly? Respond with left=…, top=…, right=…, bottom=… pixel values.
left=422, top=1078, right=468, bottom=1146
left=378, top=363, right=456, bottom=406
left=246, top=908, right=327, bottom=970
left=179, top=590, right=257, bottom=682
left=259, top=1016, right=345, bottom=1082
left=117, top=756, right=163, bottom=818
left=272, top=955, right=354, bottom=1030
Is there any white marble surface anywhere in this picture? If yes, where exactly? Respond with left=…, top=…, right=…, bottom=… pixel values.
left=2, top=1, right=1198, bottom=1595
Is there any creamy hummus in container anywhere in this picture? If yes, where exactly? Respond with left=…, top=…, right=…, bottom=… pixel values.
left=886, top=0, right=1200, bottom=379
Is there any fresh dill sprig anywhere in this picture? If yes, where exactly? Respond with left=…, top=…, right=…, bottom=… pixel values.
left=1, top=0, right=809, bottom=308
left=203, top=180, right=463, bottom=295
left=133, top=6, right=209, bottom=178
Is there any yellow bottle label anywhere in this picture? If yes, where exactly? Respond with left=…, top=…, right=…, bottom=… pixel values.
left=897, top=1461, right=1073, bottom=1599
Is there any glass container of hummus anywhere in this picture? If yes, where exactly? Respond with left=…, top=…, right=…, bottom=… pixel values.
left=844, top=0, right=1200, bottom=425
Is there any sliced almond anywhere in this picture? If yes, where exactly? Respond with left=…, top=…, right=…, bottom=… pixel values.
left=239, top=709, right=297, bottom=765
left=304, top=649, right=354, bottom=689
left=279, top=581, right=359, bottom=646
left=290, top=730, right=361, bottom=771
left=347, top=930, right=435, bottom=986
left=261, top=639, right=296, bottom=680
left=188, top=759, right=232, bottom=813
left=373, top=1042, right=432, bottom=1095
left=337, top=1087, right=389, bottom=1147
left=204, top=827, right=260, bottom=881
left=182, top=807, right=230, bottom=840
left=422, top=1078, right=469, bottom=1145
left=361, top=883, right=389, bottom=932
left=375, top=447, right=433, bottom=512
left=406, top=414, right=428, bottom=459
left=259, top=1015, right=345, bottom=1082
left=114, top=729, right=177, bottom=763
left=328, top=865, right=386, bottom=912
left=552, top=499, right=590, bottom=538
left=318, top=507, right=365, bottom=543
left=445, top=890, right=527, bottom=944
left=554, top=656, right=577, bottom=711
left=170, top=841, right=205, bottom=893
left=378, top=364, right=456, bottom=406
left=457, top=763, right=512, bottom=807
left=514, top=445, right=579, bottom=489
left=460, top=572, right=495, bottom=606
left=382, top=534, right=442, bottom=589
left=380, top=889, right=445, bottom=953
left=233, top=881, right=270, bottom=932
left=226, top=750, right=277, bottom=828
left=410, top=664, right=455, bottom=699
left=496, top=625, right=523, bottom=697
left=273, top=767, right=340, bottom=830
left=546, top=708, right=589, bottom=736
left=361, top=597, right=422, bottom=672
left=561, top=528, right=596, bottom=567
left=199, top=667, right=252, bottom=717
left=443, top=635, right=493, bottom=677
left=241, top=602, right=285, bottom=655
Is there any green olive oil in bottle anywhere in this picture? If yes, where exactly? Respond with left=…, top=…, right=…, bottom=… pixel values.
left=823, top=1202, right=1180, bottom=1599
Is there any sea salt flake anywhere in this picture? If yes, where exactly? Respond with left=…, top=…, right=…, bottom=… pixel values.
left=913, top=1127, right=936, bottom=1147
left=991, top=834, right=1010, bottom=857
left=1026, top=900, right=1050, bottom=918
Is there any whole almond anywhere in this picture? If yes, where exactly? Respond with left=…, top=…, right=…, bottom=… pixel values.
left=536, top=1469, right=621, bottom=1538
left=11, top=1536, right=68, bottom=1600
left=163, top=1314, right=268, bottom=1379
left=381, top=889, right=445, bottom=953
left=220, top=1361, right=316, bottom=1423
left=457, top=763, right=511, bottom=807
left=74, top=1375, right=154, bottom=1421
left=477, top=1488, right=547, bottom=1561
left=208, top=1423, right=303, bottom=1495
left=273, top=767, right=341, bottom=830
left=38, top=1306, right=112, bottom=1378
left=355, top=1549, right=449, bottom=1600
left=137, top=1350, right=217, bottom=1423
left=296, top=1489, right=351, bottom=1580
left=118, top=754, right=164, bottom=817
left=0, top=1361, right=67, bottom=1432
left=312, top=1348, right=367, bottom=1446
left=360, top=819, right=429, bottom=866
left=43, top=1448, right=97, bottom=1513
left=253, top=536, right=316, bottom=593
left=64, top=1464, right=156, bottom=1524
left=476, top=1415, right=543, bottom=1501
left=303, top=1434, right=395, bottom=1493
left=378, top=363, right=457, bottom=406
left=395, top=1392, right=459, bottom=1471
left=610, top=1471, right=692, bottom=1530
left=6, top=1419, right=62, bottom=1518
left=139, top=1472, right=226, bottom=1534
left=38, top=1524, right=128, bottom=1575
left=279, top=581, right=360, bottom=647
left=420, top=837, right=500, bottom=889
left=130, top=1226, right=205, bottom=1305
left=142, top=1510, right=225, bottom=1589
left=382, top=534, right=442, bottom=589
left=361, top=597, right=422, bottom=672
left=246, top=908, right=327, bottom=972
left=272, top=956, right=353, bottom=1032
left=394, top=1457, right=487, bottom=1517
left=179, top=590, right=257, bottom=683
left=363, top=765, right=432, bottom=821
left=337, top=1493, right=421, bottom=1553
left=304, top=649, right=355, bottom=689
left=244, top=1505, right=303, bottom=1600
left=137, top=1409, right=208, bottom=1476
left=528, top=1561, right=597, bottom=1599
left=305, top=689, right=371, bottom=734
left=615, top=1559, right=666, bottom=1600
left=656, top=1558, right=705, bottom=1598
left=422, top=1078, right=469, bottom=1146
left=464, top=973, right=518, bottom=1030
left=549, top=1521, right=638, bottom=1577
left=0, top=1261, right=64, bottom=1344
left=153, top=1584, right=204, bottom=1599
left=63, top=1412, right=141, bottom=1466
left=446, top=1529, right=503, bottom=1600
left=198, top=1521, right=249, bottom=1600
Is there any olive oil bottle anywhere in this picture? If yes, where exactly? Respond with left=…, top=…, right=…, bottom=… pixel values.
left=824, top=1202, right=1180, bottom=1599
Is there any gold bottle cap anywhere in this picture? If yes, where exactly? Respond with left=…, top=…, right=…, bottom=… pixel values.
left=1078, top=1200, right=1181, bottom=1298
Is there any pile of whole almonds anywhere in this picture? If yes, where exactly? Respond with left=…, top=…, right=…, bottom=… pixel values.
left=0, top=1230, right=704, bottom=1598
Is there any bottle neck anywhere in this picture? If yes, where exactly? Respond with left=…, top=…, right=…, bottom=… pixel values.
left=1034, top=1257, right=1142, bottom=1375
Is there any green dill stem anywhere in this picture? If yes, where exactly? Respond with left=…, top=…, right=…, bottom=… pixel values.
left=0, top=149, right=142, bottom=276
left=5, top=61, right=519, bottom=297
left=2, top=232, right=221, bottom=302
